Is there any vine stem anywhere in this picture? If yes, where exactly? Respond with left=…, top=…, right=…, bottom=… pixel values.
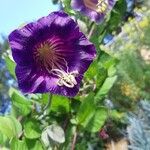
left=37, top=94, right=52, bottom=121
left=71, top=129, right=78, bottom=150
left=87, top=22, right=95, bottom=40
left=43, top=93, right=52, bottom=111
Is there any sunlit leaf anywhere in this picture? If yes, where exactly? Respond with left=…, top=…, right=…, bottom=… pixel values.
left=95, top=76, right=117, bottom=102
left=9, top=88, right=32, bottom=116
left=0, top=116, right=22, bottom=139
left=10, top=138, right=27, bottom=150
left=0, top=132, right=8, bottom=146
left=86, top=108, right=107, bottom=132
left=76, top=93, right=96, bottom=127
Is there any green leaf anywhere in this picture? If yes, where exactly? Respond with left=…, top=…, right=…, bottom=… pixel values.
left=96, top=67, right=107, bottom=88
left=111, top=110, right=125, bottom=120
left=76, top=93, right=96, bottom=127
left=25, top=139, right=44, bottom=150
left=24, top=119, right=41, bottom=139
left=5, top=56, right=16, bottom=78
left=85, top=60, right=98, bottom=79
left=10, top=138, right=27, bottom=150
left=95, top=76, right=117, bottom=102
left=40, top=93, right=49, bottom=105
left=0, top=147, right=9, bottom=150
left=0, top=132, right=8, bottom=146
left=86, top=108, right=107, bottom=132
left=62, top=0, right=76, bottom=15
left=0, top=116, right=22, bottom=139
left=107, top=0, right=127, bottom=32
left=9, top=88, right=32, bottom=116
left=98, top=52, right=117, bottom=69
left=107, top=65, right=116, bottom=77
left=51, top=95, right=70, bottom=114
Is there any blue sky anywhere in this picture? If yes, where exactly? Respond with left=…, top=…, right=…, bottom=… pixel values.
left=0, top=0, right=58, bottom=39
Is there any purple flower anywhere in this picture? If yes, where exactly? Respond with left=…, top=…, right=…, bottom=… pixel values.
left=71, top=0, right=116, bottom=23
left=8, top=11, right=96, bottom=97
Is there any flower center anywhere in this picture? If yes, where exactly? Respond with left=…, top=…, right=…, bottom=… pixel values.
left=83, top=0, right=108, bottom=13
left=37, top=43, right=55, bottom=64
left=96, top=0, right=108, bottom=13
left=33, top=38, right=78, bottom=88
left=34, top=38, right=65, bottom=71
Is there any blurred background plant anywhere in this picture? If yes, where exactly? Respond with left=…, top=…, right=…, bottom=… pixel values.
left=0, top=0, right=149, bottom=149
left=0, top=37, right=16, bottom=115
left=127, top=100, right=150, bottom=150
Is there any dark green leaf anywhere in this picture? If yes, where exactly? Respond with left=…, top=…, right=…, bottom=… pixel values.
left=107, top=0, right=127, bottom=32
left=25, top=139, right=44, bottom=150
left=51, top=95, right=70, bottom=114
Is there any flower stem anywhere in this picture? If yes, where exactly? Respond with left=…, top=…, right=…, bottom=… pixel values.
left=43, top=93, right=53, bottom=111
left=37, top=94, right=52, bottom=121
left=71, top=128, right=78, bottom=150
left=87, top=22, right=95, bottom=39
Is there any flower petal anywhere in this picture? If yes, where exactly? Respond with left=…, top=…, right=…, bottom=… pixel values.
left=9, top=11, right=96, bottom=97
left=71, top=0, right=117, bottom=23
left=71, top=0, right=85, bottom=11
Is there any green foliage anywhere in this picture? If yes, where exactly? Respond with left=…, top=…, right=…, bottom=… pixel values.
left=11, top=139, right=44, bottom=150
left=51, top=95, right=70, bottom=114
left=76, top=93, right=96, bottom=127
left=0, top=133, right=7, bottom=146
left=24, top=119, right=41, bottom=139
left=107, top=0, right=127, bottom=32
left=61, top=0, right=75, bottom=15
left=95, top=75, right=117, bottom=103
left=10, top=138, right=27, bottom=150
left=25, top=139, right=44, bottom=150
left=0, top=116, right=22, bottom=139
left=9, top=88, right=32, bottom=116
left=86, top=108, right=107, bottom=132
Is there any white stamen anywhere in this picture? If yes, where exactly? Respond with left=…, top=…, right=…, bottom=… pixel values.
left=50, top=68, right=78, bottom=88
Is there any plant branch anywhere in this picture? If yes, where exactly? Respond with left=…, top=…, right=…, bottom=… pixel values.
left=37, top=94, right=53, bottom=121
left=43, top=93, right=52, bottom=111
left=71, top=129, right=78, bottom=150
left=87, top=22, right=95, bottom=39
